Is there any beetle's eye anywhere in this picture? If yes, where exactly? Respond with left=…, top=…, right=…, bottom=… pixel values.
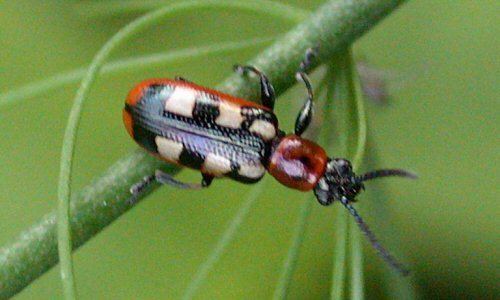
left=333, top=159, right=351, bottom=175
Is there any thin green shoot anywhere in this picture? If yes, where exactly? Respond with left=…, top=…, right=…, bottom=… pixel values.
left=326, top=48, right=368, bottom=299
left=74, top=0, right=309, bottom=22
left=182, top=182, right=266, bottom=300
left=272, top=198, right=312, bottom=300
left=0, top=37, right=274, bottom=108
left=349, top=223, right=364, bottom=300
left=326, top=56, right=350, bottom=299
left=349, top=54, right=368, bottom=300
left=330, top=208, right=349, bottom=300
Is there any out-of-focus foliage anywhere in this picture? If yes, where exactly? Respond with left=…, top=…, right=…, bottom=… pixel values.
left=0, top=1, right=497, bottom=299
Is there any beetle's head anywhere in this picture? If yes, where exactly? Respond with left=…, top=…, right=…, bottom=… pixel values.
left=312, top=158, right=417, bottom=275
left=314, top=159, right=362, bottom=205
left=314, top=158, right=417, bottom=206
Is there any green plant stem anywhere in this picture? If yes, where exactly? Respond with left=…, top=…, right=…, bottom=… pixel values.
left=0, top=0, right=407, bottom=298
left=0, top=37, right=275, bottom=108
left=272, top=198, right=313, bottom=300
left=57, top=197, right=75, bottom=299
left=74, top=0, right=309, bottom=20
left=327, top=48, right=367, bottom=299
left=182, top=182, right=266, bottom=300
left=351, top=61, right=368, bottom=171
left=349, top=58, right=368, bottom=300
left=326, top=50, right=353, bottom=300
left=350, top=223, right=364, bottom=300
left=330, top=209, right=349, bottom=300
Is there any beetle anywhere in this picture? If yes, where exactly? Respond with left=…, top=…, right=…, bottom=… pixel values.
left=123, top=48, right=416, bottom=275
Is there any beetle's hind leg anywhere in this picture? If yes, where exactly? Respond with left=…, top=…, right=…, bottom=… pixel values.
left=155, top=170, right=205, bottom=189
left=130, top=170, right=210, bottom=195
left=234, top=64, right=275, bottom=110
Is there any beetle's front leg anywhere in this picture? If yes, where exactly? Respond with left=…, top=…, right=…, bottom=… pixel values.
left=294, top=47, right=317, bottom=137
left=234, top=64, right=276, bottom=110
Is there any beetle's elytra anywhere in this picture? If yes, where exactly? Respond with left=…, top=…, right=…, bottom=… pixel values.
left=124, top=78, right=278, bottom=185
left=124, top=48, right=416, bottom=275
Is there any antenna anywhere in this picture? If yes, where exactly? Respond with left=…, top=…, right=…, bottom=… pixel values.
left=339, top=196, right=410, bottom=276
left=358, top=169, right=417, bottom=182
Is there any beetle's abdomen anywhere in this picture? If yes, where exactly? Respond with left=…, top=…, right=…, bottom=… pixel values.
left=123, top=79, right=278, bottom=183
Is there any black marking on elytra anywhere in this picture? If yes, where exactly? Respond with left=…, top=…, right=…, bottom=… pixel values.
left=228, top=163, right=264, bottom=184
left=240, top=106, right=278, bottom=142
left=133, top=124, right=158, bottom=153
left=192, top=93, right=220, bottom=122
left=139, top=84, right=174, bottom=113
left=179, top=147, right=205, bottom=170
left=241, top=107, right=276, bottom=121
left=126, top=99, right=160, bottom=154
left=240, top=106, right=278, bottom=130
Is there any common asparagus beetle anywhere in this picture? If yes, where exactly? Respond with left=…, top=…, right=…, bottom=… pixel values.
left=123, top=49, right=416, bottom=275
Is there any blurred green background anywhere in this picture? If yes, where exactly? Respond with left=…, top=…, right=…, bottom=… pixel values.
left=0, top=0, right=498, bottom=299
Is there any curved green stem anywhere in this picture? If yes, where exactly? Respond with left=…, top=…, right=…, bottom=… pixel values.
left=350, top=222, right=364, bottom=300
left=351, top=64, right=368, bottom=172
left=326, top=51, right=352, bottom=300
left=74, top=0, right=309, bottom=21
left=326, top=48, right=367, bottom=299
left=182, top=182, right=266, bottom=300
left=349, top=55, right=368, bottom=300
left=0, top=37, right=275, bottom=109
left=272, top=198, right=313, bottom=300
left=330, top=209, right=349, bottom=300
left=0, top=0, right=408, bottom=298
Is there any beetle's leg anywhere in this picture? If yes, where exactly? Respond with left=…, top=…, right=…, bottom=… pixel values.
left=202, top=173, right=214, bottom=187
left=294, top=47, right=317, bottom=136
left=175, top=76, right=192, bottom=83
left=130, top=170, right=203, bottom=195
left=155, top=170, right=204, bottom=189
left=234, top=65, right=275, bottom=110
